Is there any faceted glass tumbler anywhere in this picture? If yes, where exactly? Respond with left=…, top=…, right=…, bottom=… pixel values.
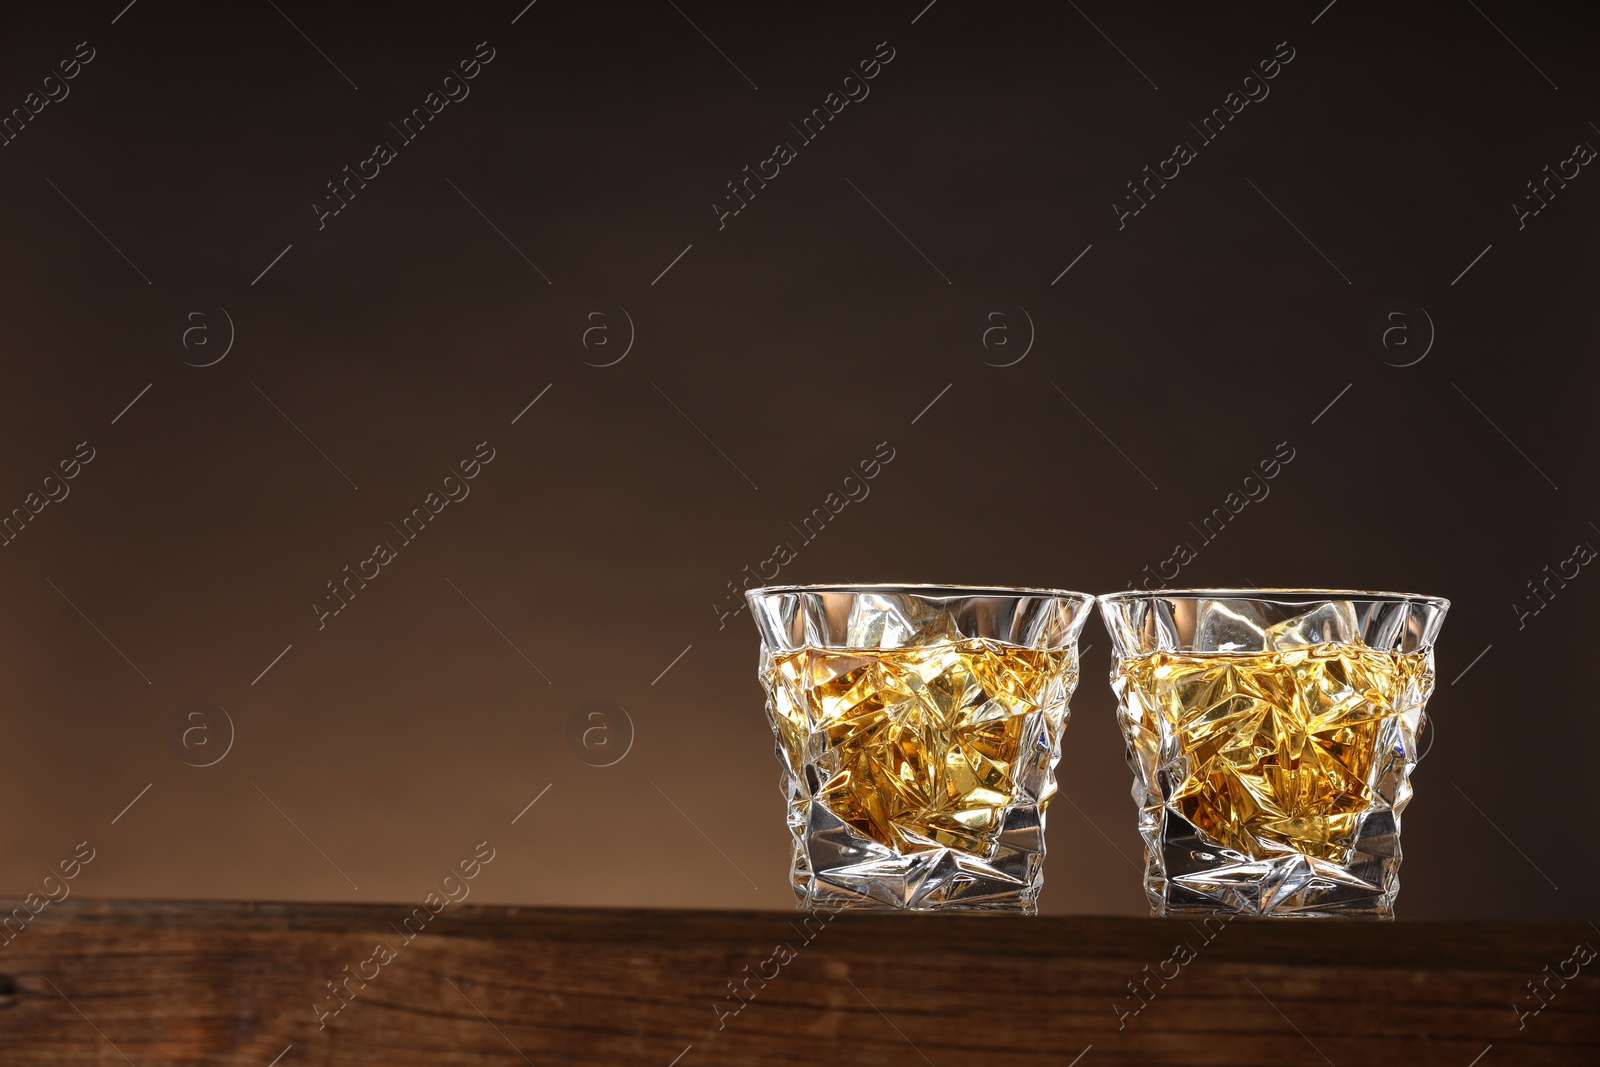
left=747, top=584, right=1095, bottom=912
left=1099, top=589, right=1448, bottom=918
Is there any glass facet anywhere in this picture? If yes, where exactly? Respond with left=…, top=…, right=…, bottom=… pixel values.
left=747, top=584, right=1095, bottom=912
left=1099, top=589, right=1448, bottom=918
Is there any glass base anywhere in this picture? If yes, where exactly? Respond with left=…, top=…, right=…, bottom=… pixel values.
left=788, top=793, right=1045, bottom=912
left=1146, top=808, right=1402, bottom=918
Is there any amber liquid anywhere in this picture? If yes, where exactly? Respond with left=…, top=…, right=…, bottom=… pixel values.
left=767, top=639, right=1076, bottom=855
left=1118, top=645, right=1429, bottom=861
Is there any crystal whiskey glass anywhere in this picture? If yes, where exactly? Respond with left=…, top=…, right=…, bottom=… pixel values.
left=747, top=584, right=1095, bottom=912
left=1099, top=589, right=1448, bottom=917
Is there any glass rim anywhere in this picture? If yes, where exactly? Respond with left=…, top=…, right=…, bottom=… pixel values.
left=1099, top=587, right=1449, bottom=610
left=746, top=582, right=1096, bottom=603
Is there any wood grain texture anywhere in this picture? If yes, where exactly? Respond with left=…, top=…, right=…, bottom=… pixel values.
left=0, top=899, right=1595, bottom=1065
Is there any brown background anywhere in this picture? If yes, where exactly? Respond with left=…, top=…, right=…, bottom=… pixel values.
left=0, top=0, right=1593, bottom=922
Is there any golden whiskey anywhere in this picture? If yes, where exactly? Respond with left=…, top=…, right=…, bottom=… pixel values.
left=766, top=638, right=1077, bottom=857
left=1116, top=644, right=1431, bottom=862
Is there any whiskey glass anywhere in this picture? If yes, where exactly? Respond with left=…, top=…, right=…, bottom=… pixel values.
left=1099, top=589, right=1448, bottom=917
left=747, top=584, right=1095, bottom=912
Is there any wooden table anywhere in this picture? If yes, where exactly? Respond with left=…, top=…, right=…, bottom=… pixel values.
left=1, top=900, right=1594, bottom=1064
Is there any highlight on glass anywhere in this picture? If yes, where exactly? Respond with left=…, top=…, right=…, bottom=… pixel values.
left=1099, top=588, right=1448, bottom=918
left=747, top=584, right=1096, bottom=912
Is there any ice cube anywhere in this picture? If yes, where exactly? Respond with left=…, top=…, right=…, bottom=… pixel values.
left=845, top=593, right=927, bottom=647
left=1266, top=599, right=1360, bottom=650
left=906, top=608, right=963, bottom=647
left=1194, top=598, right=1270, bottom=652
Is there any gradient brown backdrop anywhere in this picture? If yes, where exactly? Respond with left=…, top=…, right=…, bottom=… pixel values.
left=0, top=0, right=1593, bottom=921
